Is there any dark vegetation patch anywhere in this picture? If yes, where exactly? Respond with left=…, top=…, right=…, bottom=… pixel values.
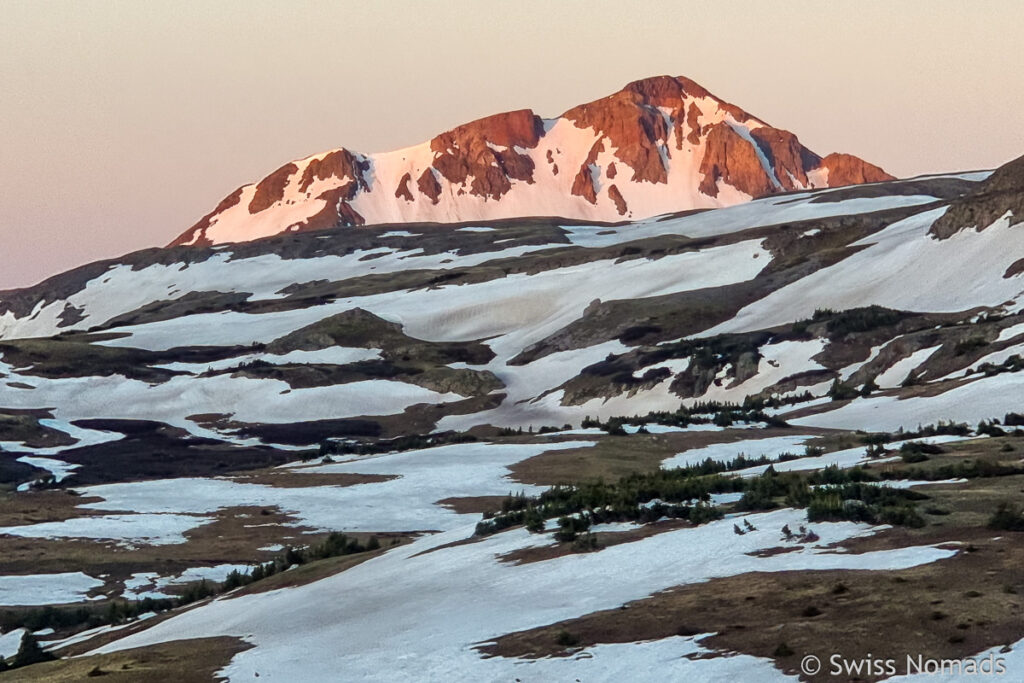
left=234, top=393, right=504, bottom=446
left=216, top=358, right=503, bottom=396
left=236, top=418, right=383, bottom=446
left=102, top=290, right=252, bottom=328
left=0, top=411, right=74, bottom=450
left=477, top=459, right=943, bottom=541
left=40, top=420, right=298, bottom=485
left=0, top=338, right=255, bottom=382
left=0, top=458, right=43, bottom=490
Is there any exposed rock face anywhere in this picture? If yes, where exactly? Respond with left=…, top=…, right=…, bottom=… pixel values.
left=750, top=127, right=819, bottom=191
left=297, top=149, right=369, bottom=194
left=571, top=139, right=605, bottom=204
left=607, top=184, right=627, bottom=216
left=819, top=153, right=894, bottom=187
left=417, top=169, right=442, bottom=204
left=249, top=163, right=298, bottom=214
left=395, top=173, right=414, bottom=202
left=685, top=102, right=703, bottom=145
left=429, top=109, right=543, bottom=201
left=699, top=123, right=777, bottom=198
left=930, top=154, right=1024, bottom=239
left=171, top=74, right=896, bottom=246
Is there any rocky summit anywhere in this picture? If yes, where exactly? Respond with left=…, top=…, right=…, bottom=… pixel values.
left=171, top=75, right=891, bottom=247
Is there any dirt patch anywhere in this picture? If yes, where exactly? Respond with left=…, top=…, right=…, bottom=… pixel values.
left=230, top=534, right=413, bottom=596
left=507, top=428, right=830, bottom=486
left=0, top=489, right=105, bottom=527
left=435, top=495, right=509, bottom=515
left=223, top=470, right=396, bottom=488
left=0, top=504, right=310, bottom=582
left=4, top=636, right=250, bottom=682
left=497, top=519, right=691, bottom=565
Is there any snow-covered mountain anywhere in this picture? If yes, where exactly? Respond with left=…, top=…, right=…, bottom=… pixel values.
left=171, top=75, right=892, bottom=246
left=4, top=79, right=1024, bottom=682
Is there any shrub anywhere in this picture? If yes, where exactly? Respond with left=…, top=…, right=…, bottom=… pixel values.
left=688, top=503, right=724, bottom=525
left=571, top=532, right=600, bottom=553
left=988, top=503, right=1024, bottom=531
left=1005, top=413, right=1024, bottom=427
left=773, top=642, right=795, bottom=657
left=12, top=633, right=55, bottom=668
left=555, top=629, right=580, bottom=647
left=954, top=337, right=989, bottom=356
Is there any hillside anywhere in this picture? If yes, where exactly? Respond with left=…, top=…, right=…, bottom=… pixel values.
left=1, top=132, right=1023, bottom=678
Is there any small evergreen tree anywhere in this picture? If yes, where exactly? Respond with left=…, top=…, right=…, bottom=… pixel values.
left=12, top=633, right=55, bottom=668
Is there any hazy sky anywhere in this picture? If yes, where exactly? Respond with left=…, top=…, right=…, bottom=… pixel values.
left=2, top=1, right=1022, bottom=289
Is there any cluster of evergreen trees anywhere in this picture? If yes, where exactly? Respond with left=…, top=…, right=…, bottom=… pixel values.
left=319, top=431, right=477, bottom=457
left=0, top=533, right=390, bottom=651
left=0, top=632, right=54, bottom=672
left=794, top=306, right=908, bottom=338
left=223, top=533, right=383, bottom=589
left=475, top=470, right=733, bottom=538
left=475, top=438, right=1024, bottom=544
left=579, top=399, right=790, bottom=435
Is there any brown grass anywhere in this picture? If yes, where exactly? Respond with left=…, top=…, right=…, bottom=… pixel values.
left=507, top=427, right=834, bottom=485
left=4, top=636, right=249, bottom=682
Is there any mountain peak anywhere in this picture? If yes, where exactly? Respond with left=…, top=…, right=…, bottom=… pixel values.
left=171, top=76, right=893, bottom=247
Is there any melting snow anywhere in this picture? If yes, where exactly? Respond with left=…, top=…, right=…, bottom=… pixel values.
left=0, top=572, right=104, bottom=606
left=91, top=509, right=955, bottom=681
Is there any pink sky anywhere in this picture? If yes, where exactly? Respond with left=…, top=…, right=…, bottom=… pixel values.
left=1, top=0, right=1022, bottom=289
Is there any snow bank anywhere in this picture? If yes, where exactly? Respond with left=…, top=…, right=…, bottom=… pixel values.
left=0, top=572, right=104, bottom=606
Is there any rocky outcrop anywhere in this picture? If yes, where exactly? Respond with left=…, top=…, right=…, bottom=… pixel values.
left=571, top=139, right=605, bottom=204
left=930, top=154, right=1024, bottom=239
left=249, top=163, right=299, bottom=213
left=818, top=153, right=894, bottom=187
left=297, top=149, right=369, bottom=193
left=750, top=127, right=819, bottom=191
left=417, top=168, right=442, bottom=204
left=607, top=184, right=627, bottom=215
left=395, top=173, right=414, bottom=202
left=685, top=102, right=702, bottom=145
left=429, top=109, right=543, bottom=201
left=698, top=122, right=777, bottom=198
left=564, top=77, right=683, bottom=184
left=296, top=187, right=365, bottom=232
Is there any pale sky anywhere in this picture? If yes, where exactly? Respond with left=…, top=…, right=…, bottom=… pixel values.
left=1, top=0, right=1022, bottom=289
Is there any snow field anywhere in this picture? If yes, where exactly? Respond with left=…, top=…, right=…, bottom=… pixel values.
left=91, top=508, right=956, bottom=682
